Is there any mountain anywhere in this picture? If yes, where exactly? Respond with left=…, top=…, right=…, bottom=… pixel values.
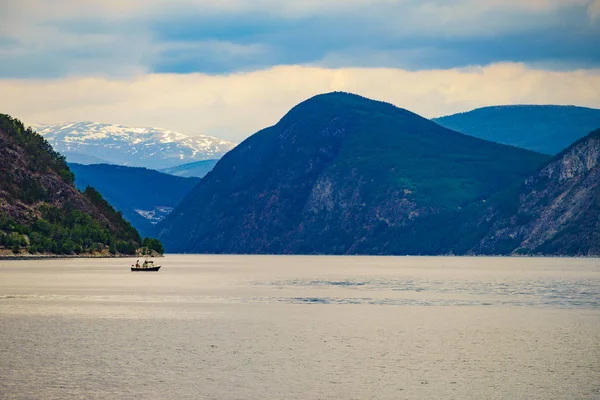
left=471, top=129, right=600, bottom=256
left=31, top=122, right=237, bottom=169
left=62, top=151, right=110, bottom=165
left=0, top=114, right=145, bottom=256
left=160, top=159, right=219, bottom=178
left=157, top=92, right=550, bottom=254
left=68, top=163, right=200, bottom=238
left=433, top=105, right=600, bottom=155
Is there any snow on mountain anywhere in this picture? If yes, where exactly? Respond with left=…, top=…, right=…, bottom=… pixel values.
left=31, top=121, right=236, bottom=169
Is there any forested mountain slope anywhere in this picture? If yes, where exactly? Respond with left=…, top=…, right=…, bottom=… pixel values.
left=69, top=163, right=200, bottom=238
left=472, top=129, right=600, bottom=256
left=157, top=92, right=549, bottom=254
left=0, top=115, right=144, bottom=256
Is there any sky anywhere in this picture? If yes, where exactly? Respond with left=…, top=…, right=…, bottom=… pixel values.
left=1, top=0, right=600, bottom=141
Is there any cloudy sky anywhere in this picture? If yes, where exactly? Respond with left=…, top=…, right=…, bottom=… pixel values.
left=1, top=0, right=600, bottom=141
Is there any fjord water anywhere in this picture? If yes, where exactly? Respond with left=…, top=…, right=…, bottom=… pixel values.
left=1, top=256, right=599, bottom=400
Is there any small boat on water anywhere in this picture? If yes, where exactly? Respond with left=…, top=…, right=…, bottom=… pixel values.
left=131, top=258, right=161, bottom=272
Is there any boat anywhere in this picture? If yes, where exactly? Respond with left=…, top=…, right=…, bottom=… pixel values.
left=131, top=257, right=161, bottom=272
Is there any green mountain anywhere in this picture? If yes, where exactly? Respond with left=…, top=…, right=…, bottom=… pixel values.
left=433, top=105, right=600, bottom=155
left=160, top=159, right=219, bottom=178
left=471, top=129, right=600, bottom=256
left=68, top=163, right=200, bottom=238
left=157, top=92, right=550, bottom=254
left=0, top=115, right=146, bottom=256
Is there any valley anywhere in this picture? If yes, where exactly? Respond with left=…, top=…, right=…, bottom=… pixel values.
left=3, top=92, right=600, bottom=257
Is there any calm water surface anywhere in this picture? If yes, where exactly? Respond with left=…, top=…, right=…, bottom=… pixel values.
left=1, top=256, right=599, bottom=399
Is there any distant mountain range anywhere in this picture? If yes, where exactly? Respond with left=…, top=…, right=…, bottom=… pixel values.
left=32, top=122, right=236, bottom=169
left=160, top=159, right=219, bottom=178
left=69, top=163, right=200, bottom=238
left=4, top=93, right=599, bottom=257
left=157, top=92, right=552, bottom=255
left=433, top=105, right=600, bottom=155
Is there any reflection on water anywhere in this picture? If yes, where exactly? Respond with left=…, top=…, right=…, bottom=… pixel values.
left=1, top=255, right=599, bottom=400
left=257, top=277, right=600, bottom=308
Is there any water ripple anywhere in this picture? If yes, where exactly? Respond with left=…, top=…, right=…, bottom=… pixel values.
left=255, top=278, right=600, bottom=309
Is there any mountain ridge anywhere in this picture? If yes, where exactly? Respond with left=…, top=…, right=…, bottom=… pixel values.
left=0, top=115, right=145, bottom=256
left=433, top=105, right=600, bottom=155
left=160, top=159, right=219, bottom=178
left=32, top=121, right=236, bottom=169
left=69, top=163, right=200, bottom=238
left=157, top=92, right=550, bottom=254
left=471, top=128, right=600, bottom=256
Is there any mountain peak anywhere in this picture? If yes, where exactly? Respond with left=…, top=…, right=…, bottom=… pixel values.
left=157, top=94, right=548, bottom=254
left=288, top=91, right=405, bottom=114
left=276, top=92, right=421, bottom=133
left=31, top=122, right=237, bottom=169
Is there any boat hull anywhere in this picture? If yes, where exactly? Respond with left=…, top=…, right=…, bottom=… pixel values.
left=130, top=266, right=161, bottom=272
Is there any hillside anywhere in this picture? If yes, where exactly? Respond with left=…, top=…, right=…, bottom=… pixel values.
left=160, top=159, right=219, bottom=178
left=157, top=92, right=549, bottom=254
left=69, top=163, right=200, bottom=238
left=62, top=151, right=109, bottom=165
left=471, top=129, right=600, bottom=256
left=32, top=122, right=236, bottom=169
left=0, top=115, right=144, bottom=256
left=433, top=105, right=600, bottom=155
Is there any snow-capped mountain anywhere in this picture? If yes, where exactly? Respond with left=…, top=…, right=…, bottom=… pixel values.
left=31, top=122, right=236, bottom=169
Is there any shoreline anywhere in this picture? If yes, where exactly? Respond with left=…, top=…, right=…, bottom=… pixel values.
left=1, top=253, right=596, bottom=260
left=0, top=254, right=164, bottom=260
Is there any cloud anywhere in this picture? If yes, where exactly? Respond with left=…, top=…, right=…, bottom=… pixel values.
left=6, top=0, right=592, bottom=19
left=150, top=40, right=272, bottom=74
left=2, top=0, right=599, bottom=78
left=1, top=63, right=599, bottom=141
left=589, top=0, right=600, bottom=18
